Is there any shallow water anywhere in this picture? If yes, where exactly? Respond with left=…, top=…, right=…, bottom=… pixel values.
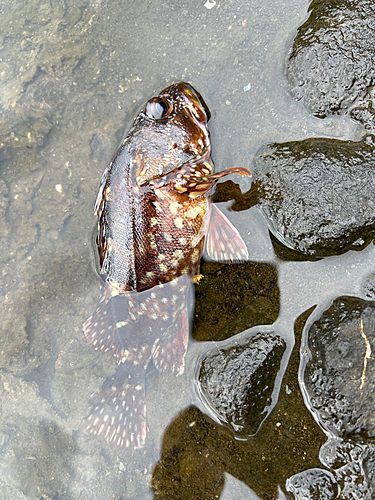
left=1, top=0, right=374, bottom=499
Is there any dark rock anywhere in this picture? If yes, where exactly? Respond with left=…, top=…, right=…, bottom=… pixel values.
left=197, top=331, right=286, bottom=438
left=319, top=438, right=362, bottom=469
left=287, top=0, right=375, bottom=118
left=253, top=136, right=375, bottom=258
left=302, top=297, right=375, bottom=440
left=286, top=468, right=338, bottom=500
left=335, top=461, right=373, bottom=499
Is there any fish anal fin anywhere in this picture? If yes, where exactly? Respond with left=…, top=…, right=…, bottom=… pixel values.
left=153, top=308, right=189, bottom=376
left=205, top=204, right=248, bottom=262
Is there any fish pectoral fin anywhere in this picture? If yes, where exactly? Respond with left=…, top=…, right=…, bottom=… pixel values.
left=184, top=166, right=252, bottom=199
left=205, top=204, right=249, bottom=262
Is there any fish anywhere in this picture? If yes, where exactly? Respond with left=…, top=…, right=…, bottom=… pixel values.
left=82, top=82, right=251, bottom=449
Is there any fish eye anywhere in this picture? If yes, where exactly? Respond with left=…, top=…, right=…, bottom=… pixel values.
left=145, top=98, right=172, bottom=120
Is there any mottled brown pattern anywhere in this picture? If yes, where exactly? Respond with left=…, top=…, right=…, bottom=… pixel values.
left=82, top=83, right=251, bottom=449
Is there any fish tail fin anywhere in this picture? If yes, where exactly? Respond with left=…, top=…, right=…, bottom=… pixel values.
left=82, top=367, right=146, bottom=449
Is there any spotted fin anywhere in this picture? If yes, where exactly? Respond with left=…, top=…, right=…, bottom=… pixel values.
left=150, top=163, right=251, bottom=200
left=83, top=284, right=132, bottom=360
left=153, top=308, right=189, bottom=376
left=82, top=363, right=147, bottom=449
left=185, top=166, right=251, bottom=199
left=205, top=204, right=248, bottom=261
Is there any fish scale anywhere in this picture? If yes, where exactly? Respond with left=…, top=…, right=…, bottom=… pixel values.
left=82, top=82, right=251, bottom=448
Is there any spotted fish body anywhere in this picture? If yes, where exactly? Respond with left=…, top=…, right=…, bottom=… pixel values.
left=83, top=82, right=251, bottom=449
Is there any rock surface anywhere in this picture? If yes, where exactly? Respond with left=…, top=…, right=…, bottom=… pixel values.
left=197, top=331, right=286, bottom=438
left=302, top=296, right=375, bottom=440
left=286, top=468, right=337, bottom=500
left=253, top=135, right=375, bottom=258
left=286, top=439, right=375, bottom=499
left=287, top=0, right=375, bottom=119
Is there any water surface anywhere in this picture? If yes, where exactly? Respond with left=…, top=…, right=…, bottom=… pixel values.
left=1, top=0, right=374, bottom=499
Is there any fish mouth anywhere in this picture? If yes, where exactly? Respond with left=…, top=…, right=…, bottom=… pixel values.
left=178, top=82, right=211, bottom=122
left=177, top=82, right=211, bottom=161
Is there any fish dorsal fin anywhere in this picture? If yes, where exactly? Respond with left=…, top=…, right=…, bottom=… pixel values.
left=205, top=204, right=248, bottom=261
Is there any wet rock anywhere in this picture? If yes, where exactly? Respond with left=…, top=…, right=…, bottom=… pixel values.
left=287, top=0, right=375, bottom=118
left=336, top=462, right=372, bottom=499
left=286, top=468, right=338, bottom=499
left=302, top=297, right=375, bottom=440
left=319, top=438, right=363, bottom=470
left=197, top=331, right=286, bottom=438
left=350, top=104, right=375, bottom=133
left=318, top=439, right=374, bottom=498
left=253, top=135, right=375, bottom=258
left=362, top=445, right=375, bottom=489
left=363, top=273, right=375, bottom=300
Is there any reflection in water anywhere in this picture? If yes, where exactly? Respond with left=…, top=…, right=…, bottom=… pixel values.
left=193, top=260, right=280, bottom=342
left=152, top=406, right=227, bottom=499
left=151, top=309, right=326, bottom=500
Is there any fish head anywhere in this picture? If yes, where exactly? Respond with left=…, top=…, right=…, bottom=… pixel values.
left=129, top=82, right=211, bottom=185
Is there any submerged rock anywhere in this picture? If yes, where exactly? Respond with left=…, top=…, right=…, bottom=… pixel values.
left=286, top=468, right=338, bottom=500
left=363, top=273, right=375, bottom=300
left=302, top=297, right=375, bottom=440
left=287, top=439, right=375, bottom=498
left=287, top=0, right=375, bottom=118
left=197, top=331, right=286, bottom=438
left=253, top=135, right=375, bottom=258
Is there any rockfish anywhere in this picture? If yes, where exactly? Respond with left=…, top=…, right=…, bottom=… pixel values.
left=83, top=82, right=251, bottom=448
